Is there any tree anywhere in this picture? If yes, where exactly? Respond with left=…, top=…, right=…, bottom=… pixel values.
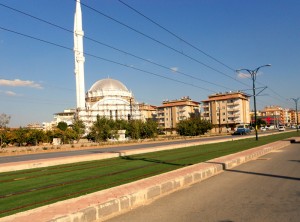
left=12, top=127, right=28, bottom=146
left=0, top=113, right=10, bottom=128
left=127, top=120, right=141, bottom=140
left=140, top=119, right=158, bottom=139
left=72, top=119, right=86, bottom=142
left=57, top=121, right=68, bottom=131
left=64, top=128, right=77, bottom=144
left=0, top=129, right=12, bottom=147
left=0, top=113, right=11, bottom=146
left=176, top=117, right=212, bottom=136
left=27, top=129, right=47, bottom=146
left=89, top=116, right=113, bottom=142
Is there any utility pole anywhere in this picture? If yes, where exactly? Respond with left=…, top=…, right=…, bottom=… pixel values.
left=236, top=64, right=271, bottom=141
left=290, top=97, right=299, bottom=132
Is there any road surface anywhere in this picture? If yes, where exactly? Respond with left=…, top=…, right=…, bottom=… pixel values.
left=106, top=142, right=300, bottom=222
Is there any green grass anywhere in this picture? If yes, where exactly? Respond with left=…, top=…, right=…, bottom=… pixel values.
left=0, top=131, right=298, bottom=217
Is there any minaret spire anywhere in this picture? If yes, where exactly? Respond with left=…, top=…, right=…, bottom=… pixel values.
left=74, top=0, right=85, bottom=110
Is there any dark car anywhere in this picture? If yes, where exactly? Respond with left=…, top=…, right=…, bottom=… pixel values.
left=233, top=125, right=251, bottom=135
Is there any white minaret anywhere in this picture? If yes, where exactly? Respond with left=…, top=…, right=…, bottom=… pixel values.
left=74, top=0, right=85, bottom=110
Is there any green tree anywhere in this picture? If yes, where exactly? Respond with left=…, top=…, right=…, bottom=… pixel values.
left=256, top=118, right=266, bottom=128
left=0, top=129, right=12, bottom=147
left=89, top=116, right=113, bottom=142
left=45, top=130, right=54, bottom=144
left=27, top=129, right=47, bottom=145
left=176, top=117, right=212, bottom=136
left=140, top=119, right=158, bottom=139
left=127, top=120, right=141, bottom=140
left=57, top=122, right=68, bottom=131
left=12, top=127, right=28, bottom=146
left=64, top=128, right=77, bottom=144
left=52, top=128, right=65, bottom=144
left=72, top=119, right=86, bottom=142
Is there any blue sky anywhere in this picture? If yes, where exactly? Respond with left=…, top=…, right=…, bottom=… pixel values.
left=0, top=0, right=299, bottom=127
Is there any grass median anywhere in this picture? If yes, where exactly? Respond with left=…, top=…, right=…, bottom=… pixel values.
left=0, top=131, right=298, bottom=217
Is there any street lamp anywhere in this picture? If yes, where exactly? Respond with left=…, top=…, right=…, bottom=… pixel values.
left=236, top=64, right=271, bottom=141
left=290, top=97, right=299, bottom=132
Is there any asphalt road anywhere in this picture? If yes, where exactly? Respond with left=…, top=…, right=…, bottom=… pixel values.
left=106, top=142, right=300, bottom=222
left=0, top=135, right=235, bottom=164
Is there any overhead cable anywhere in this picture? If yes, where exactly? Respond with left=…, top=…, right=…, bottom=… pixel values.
left=0, top=2, right=232, bottom=90
left=118, top=0, right=236, bottom=72
left=0, top=26, right=217, bottom=93
left=77, top=0, right=250, bottom=88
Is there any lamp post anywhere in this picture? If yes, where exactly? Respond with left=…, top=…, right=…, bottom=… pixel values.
left=290, top=97, right=299, bottom=132
left=236, top=64, right=271, bottom=141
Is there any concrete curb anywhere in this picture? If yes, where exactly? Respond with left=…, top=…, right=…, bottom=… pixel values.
left=1, top=139, right=294, bottom=222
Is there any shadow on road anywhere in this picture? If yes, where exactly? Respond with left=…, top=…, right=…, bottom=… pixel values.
left=225, top=169, right=300, bottom=181
left=289, top=160, right=300, bottom=163
left=205, top=161, right=300, bottom=181
left=120, top=155, right=192, bottom=167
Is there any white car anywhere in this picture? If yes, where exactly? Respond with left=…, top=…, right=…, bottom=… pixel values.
left=278, top=126, right=285, bottom=131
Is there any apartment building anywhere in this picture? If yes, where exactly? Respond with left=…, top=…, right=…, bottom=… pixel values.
left=259, top=106, right=285, bottom=126
left=157, top=97, right=200, bottom=133
left=288, top=109, right=300, bottom=126
left=202, top=91, right=250, bottom=132
left=139, top=103, right=157, bottom=122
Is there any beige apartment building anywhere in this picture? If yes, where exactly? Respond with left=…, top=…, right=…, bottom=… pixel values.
left=202, top=91, right=250, bottom=132
left=157, top=97, right=200, bottom=133
left=139, top=103, right=157, bottom=122
left=259, top=105, right=285, bottom=126
left=288, top=109, right=300, bottom=126
left=252, top=105, right=299, bottom=127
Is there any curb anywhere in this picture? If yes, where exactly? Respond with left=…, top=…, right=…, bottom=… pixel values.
left=1, top=139, right=293, bottom=222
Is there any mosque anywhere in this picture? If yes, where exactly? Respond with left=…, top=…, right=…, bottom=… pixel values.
left=78, top=78, right=141, bottom=129
left=52, top=0, right=141, bottom=130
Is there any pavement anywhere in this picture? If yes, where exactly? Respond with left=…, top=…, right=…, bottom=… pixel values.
left=1, top=137, right=297, bottom=222
left=107, top=142, right=300, bottom=222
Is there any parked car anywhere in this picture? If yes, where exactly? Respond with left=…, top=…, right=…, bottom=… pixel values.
left=278, top=126, right=285, bottom=131
left=233, top=125, right=251, bottom=135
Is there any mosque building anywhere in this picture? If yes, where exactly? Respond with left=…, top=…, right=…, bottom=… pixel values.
left=51, top=0, right=141, bottom=130
left=78, top=78, right=141, bottom=129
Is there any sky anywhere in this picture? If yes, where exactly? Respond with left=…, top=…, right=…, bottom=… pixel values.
left=0, top=0, right=299, bottom=127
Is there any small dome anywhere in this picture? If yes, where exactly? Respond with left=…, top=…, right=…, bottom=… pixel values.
left=89, top=78, right=129, bottom=92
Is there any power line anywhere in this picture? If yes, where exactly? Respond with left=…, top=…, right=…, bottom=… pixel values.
left=0, top=2, right=233, bottom=91
left=118, top=0, right=236, bottom=72
left=1, top=2, right=291, bottom=110
left=236, top=69, right=292, bottom=107
left=77, top=0, right=250, bottom=88
left=0, top=26, right=217, bottom=94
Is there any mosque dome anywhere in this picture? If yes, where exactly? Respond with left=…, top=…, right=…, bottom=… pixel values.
left=89, top=78, right=129, bottom=92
